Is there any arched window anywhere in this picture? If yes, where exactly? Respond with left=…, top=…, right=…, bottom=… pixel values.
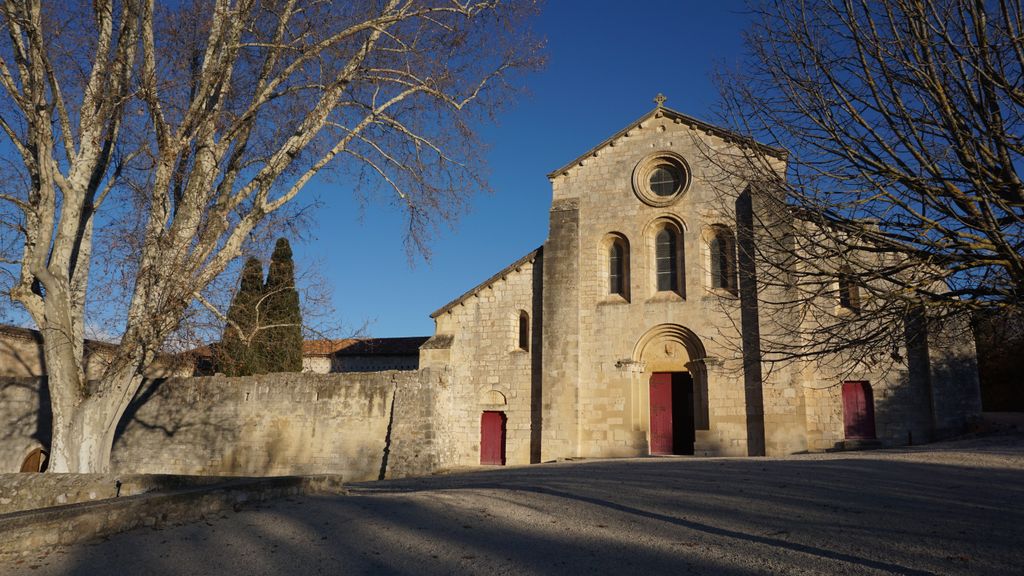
left=518, top=310, right=529, bottom=351
left=838, top=268, right=860, bottom=311
left=602, top=233, right=631, bottom=301
left=610, top=241, right=626, bottom=296
left=656, top=228, right=678, bottom=292
left=708, top=228, right=736, bottom=291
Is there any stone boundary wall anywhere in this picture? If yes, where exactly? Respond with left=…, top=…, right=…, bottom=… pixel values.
left=0, top=377, right=50, bottom=473
left=0, top=473, right=225, bottom=515
left=385, top=366, right=452, bottom=477
left=1, top=372, right=443, bottom=482
left=0, top=474, right=344, bottom=556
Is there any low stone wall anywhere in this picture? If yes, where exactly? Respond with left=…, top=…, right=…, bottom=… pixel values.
left=385, top=366, right=451, bottom=477
left=112, top=373, right=398, bottom=480
left=1, top=371, right=443, bottom=482
left=0, top=473, right=224, bottom=515
left=0, top=474, right=344, bottom=556
left=982, top=412, right=1024, bottom=431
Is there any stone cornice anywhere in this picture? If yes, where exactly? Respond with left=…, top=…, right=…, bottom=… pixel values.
left=546, top=105, right=787, bottom=180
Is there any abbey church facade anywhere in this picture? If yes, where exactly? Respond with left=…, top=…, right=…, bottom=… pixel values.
left=0, top=102, right=983, bottom=479
left=418, top=102, right=982, bottom=466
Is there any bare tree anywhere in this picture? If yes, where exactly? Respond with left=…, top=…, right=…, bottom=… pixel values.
left=707, top=0, right=1023, bottom=366
left=0, top=0, right=540, bottom=472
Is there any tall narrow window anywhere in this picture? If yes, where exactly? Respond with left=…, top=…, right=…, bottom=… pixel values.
left=518, top=311, right=529, bottom=351
left=709, top=229, right=736, bottom=291
left=838, top=268, right=860, bottom=311
left=609, top=241, right=624, bottom=296
left=656, top=228, right=678, bottom=292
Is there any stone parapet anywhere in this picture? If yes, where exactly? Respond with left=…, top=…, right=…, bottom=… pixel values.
left=0, top=474, right=343, bottom=557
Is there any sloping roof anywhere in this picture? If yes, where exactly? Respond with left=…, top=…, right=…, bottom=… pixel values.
left=332, top=336, right=430, bottom=357
left=421, top=334, right=454, bottom=350
left=0, top=323, right=119, bottom=353
left=0, top=324, right=41, bottom=343
left=546, top=105, right=787, bottom=179
left=186, top=337, right=428, bottom=360
left=303, top=339, right=357, bottom=357
left=430, top=247, right=542, bottom=319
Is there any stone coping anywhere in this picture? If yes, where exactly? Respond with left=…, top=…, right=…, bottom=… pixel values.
left=0, top=473, right=230, bottom=515
left=0, top=474, right=344, bottom=557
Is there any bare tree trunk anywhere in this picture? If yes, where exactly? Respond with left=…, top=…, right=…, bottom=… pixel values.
left=49, top=394, right=117, bottom=473
left=0, top=0, right=540, bottom=473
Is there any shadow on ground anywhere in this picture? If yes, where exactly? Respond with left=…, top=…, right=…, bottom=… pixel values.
left=7, top=444, right=1024, bottom=575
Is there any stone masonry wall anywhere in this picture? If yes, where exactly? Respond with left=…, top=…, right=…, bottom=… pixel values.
left=927, top=314, right=983, bottom=437
left=385, top=366, right=451, bottom=478
left=541, top=198, right=581, bottom=462
left=0, top=328, right=190, bottom=380
left=549, top=112, right=775, bottom=457
left=0, top=377, right=52, bottom=474
left=0, top=372, right=441, bottom=482
left=0, top=473, right=224, bottom=514
left=429, top=256, right=540, bottom=467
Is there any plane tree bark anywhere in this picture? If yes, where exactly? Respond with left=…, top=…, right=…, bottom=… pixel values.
left=0, top=0, right=540, bottom=472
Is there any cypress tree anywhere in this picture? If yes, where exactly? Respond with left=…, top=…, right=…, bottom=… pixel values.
left=260, top=238, right=303, bottom=372
left=218, top=257, right=265, bottom=376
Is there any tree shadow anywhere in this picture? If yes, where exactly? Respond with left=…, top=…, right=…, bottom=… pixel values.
left=29, top=453, right=1024, bottom=576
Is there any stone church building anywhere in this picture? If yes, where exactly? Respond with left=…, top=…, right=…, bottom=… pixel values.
left=418, top=100, right=982, bottom=466
left=0, top=101, right=982, bottom=479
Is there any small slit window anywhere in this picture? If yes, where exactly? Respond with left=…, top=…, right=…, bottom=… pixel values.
left=838, top=268, right=860, bottom=311
left=518, top=311, right=529, bottom=351
left=606, top=240, right=622, bottom=295
left=708, top=228, right=737, bottom=291
left=602, top=233, right=631, bottom=302
left=610, top=242, right=624, bottom=295
left=656, top=228, right=678, bottom=292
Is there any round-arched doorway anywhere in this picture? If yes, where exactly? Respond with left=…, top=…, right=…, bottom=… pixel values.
left=632, top=324, right=710, bottom=455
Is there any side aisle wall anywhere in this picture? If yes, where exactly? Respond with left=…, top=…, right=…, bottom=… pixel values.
left=426, top=254, right=541, bottom=467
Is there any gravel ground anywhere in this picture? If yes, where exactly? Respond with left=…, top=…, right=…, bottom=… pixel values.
left=3, top=433, right=1023, bottom=575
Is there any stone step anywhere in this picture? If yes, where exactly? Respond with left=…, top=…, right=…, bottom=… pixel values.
left=837, top=438, right=884, bottom=451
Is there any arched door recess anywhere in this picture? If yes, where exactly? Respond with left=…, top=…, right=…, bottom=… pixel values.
left=19, top=447, right=48, bottom=473
left=633, top=324, right=710, bottom=455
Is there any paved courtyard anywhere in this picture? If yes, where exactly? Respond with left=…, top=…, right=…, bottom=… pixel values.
left=4, top=434, right=1023, bottom=575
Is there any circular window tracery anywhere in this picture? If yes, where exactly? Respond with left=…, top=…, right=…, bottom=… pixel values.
left=632, top=152, right=690, bottom=207
left=649, top=166, right=680, bottom=196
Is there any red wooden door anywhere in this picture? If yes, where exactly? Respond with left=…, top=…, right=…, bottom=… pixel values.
left=480, top=411, right=506, bottom=465
left=650, top=373, right=673, bottom=454
left=842, top=381, right=877, bottom=439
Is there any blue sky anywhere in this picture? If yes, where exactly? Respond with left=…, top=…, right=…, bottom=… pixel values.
left=296, top=0, right=754, bottom=338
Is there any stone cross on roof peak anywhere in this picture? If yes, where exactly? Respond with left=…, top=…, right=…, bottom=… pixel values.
left=654, top=93, right=667, bottom=107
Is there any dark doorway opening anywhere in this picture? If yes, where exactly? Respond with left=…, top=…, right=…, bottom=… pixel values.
left=480, top=411, right=507, bottom=465
left=842, top=381, right=877, bottom=439
left=650, top=372, right=695, bottom=455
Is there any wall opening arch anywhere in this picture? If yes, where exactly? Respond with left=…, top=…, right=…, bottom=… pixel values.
left=643, top=216, right=687, bottom=298
left=703, top=224, right=737, bottom=293
left=517, top=310, right=530, bottom=350
left=600, top=232, right=631, bottom=301
left=631, top=324, right=710, bottom=455
left=837, top=266, right=861, bottom=312
left=481, top=389, right=508, bottom=406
